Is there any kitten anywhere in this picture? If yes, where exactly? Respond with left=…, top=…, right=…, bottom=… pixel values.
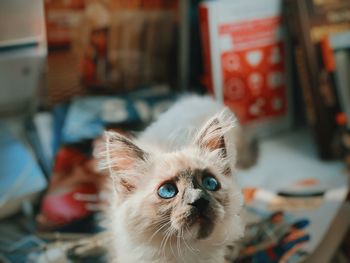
left=97, top=95, right=245, bottom=263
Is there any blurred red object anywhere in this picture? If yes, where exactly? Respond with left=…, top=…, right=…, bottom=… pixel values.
left=199, top=1, right=292, bottom=138
left=37, top=145, right=105, bottom=230
left=81, top=56, right=97, bottom=84
left=45, top=0, right=85, bottom=48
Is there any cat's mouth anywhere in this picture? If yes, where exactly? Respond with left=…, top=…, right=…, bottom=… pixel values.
left=186, top=209, right=215, bottom=239
left=188, top=213, right=209, bottom=226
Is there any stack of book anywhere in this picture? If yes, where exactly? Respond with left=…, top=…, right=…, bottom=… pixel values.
left=284, top=0, right=350, bottom=160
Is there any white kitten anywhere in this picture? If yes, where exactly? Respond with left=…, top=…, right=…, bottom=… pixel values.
left=97, top=95, right=245, bottom=263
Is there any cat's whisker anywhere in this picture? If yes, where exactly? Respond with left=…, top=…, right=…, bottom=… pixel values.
left=167, top=229, right=176, bottom=259
left=181, top=228, right=187, bottom=261
left=159, top=226, right=174, bottom=259
left=211, top=223, right=233, bottom=247
left=159, top=228, right=169, bottom=253
left=181, top=227, right=191, bottom=253
left=148, top=221, right=171, bottom=243
left=168, top=229, right=176, bottom=259
left=180, top=227, right=194, bottom=259
left=182, top=226, right=197, bottom=255
left=184, top=225, right=199, bottom=255
left=158, top=232, right=167, bottom=259
left=176, top=230, right=181, bottom=260
left=178, top=228, right=187, bottom=261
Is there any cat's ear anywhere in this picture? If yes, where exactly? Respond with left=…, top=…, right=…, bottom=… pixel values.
left=194, top=109, right=236, bottom=176
left=194, top=109, right=237, bottom=174
left=95, top=131, right=148, bottom=194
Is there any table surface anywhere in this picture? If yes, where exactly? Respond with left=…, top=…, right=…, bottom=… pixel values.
left=237, top=128, right=349, bottom=261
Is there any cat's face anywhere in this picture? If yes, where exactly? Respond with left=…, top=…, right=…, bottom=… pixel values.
left=157, top=168, right=222, bottom=240
left=122, top=152, right=238, bottom=244
left=98, top=112, right=243, bottom=245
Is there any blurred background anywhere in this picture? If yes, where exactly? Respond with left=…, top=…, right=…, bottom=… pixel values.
left=0, top=0, right=350, bottom=262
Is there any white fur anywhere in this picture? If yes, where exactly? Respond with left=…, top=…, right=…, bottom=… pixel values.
left=140, top=95, right=226, bottom=150
left=100, top=95, right=244, bottom=263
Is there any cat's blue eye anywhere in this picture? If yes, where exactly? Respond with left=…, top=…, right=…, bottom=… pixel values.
left=202, top=176, right=220, bottom=191
left=158, top=183, right=178, bottom=199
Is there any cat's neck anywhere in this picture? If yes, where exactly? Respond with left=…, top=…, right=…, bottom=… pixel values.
left=109, top=224, right=227, bottom=263
left=113, top=236, right=226, bottom=263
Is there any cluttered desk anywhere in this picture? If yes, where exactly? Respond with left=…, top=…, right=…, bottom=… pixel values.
left=238, top=129, right=350, bottom=262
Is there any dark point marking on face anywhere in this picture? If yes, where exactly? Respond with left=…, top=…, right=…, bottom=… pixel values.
left=156, top=167, right=227, bottom=241
left=176, top=168, right=219, bottom=189
left=223, top=166, right=231, bottom=177
left=177, top=169, right=193, bottom=180
left=197, top=217, right=215, bottom=239
left=177, top=168, right=214, bottom=178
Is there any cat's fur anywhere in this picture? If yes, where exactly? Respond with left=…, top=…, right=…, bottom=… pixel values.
left=97, top=95, right=245, bottom=263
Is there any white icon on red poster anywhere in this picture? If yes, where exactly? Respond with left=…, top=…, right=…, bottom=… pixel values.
left=225, top=78, right=245, bottom=100
left=246, top=50, right=263, bottom=68
left=269, top=46, right=281, bottom=64
left=249, top=98, right=265, bottom=116
left=248, top=72, right=263, bottom=96
left=268, top=71, right=284, bottom=89
left=223, top=54, right=241, bottom=72
left=272, top=96, right=283, bottom=111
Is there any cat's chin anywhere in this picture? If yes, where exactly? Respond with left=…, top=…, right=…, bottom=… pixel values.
left=182, top=215, right=215, bottom=240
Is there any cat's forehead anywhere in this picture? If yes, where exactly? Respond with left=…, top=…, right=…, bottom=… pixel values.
left=153, top=151, right=211, bottom=177
left=153, top=168, right=215, bottom=188
left=176, top=168, right=212, bottom=181
left=148, top=152, right=233, bottom=190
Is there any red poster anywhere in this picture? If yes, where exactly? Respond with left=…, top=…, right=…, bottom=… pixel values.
left=220, top=17, right=287, bottom=124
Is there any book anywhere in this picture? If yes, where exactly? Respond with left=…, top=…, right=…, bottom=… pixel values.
left=283, top=0, right=350, bottom=160
left=333, top=46, right=350, bottom=168
left=199, top=0, right=293, bottom=138
left=331, top=38, right=350, bottom=128
left=0, top=124, right=47, bottom=219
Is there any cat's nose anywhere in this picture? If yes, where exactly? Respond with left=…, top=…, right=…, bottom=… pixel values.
left=189, top=197, right=209, bottom=212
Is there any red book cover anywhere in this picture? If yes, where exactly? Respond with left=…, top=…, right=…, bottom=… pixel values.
left=199, top=5, right=213, bottom=94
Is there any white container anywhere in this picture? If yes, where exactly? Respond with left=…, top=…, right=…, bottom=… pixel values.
left=0, top=0, right=47, bottom=116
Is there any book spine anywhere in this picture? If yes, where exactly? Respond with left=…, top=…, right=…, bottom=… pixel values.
left=294, top=47, right=318, bottom=128
left=284, top=0, right=318, bottom=129
left=320, top=37, right=336, bottom=72
left=334, top=52, right=350, bottom=165
left=285, top=0, right=342, bottom=159
left=334, top=51, right=350, bottom=128
left=198, top=4, right=213, bottom=94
